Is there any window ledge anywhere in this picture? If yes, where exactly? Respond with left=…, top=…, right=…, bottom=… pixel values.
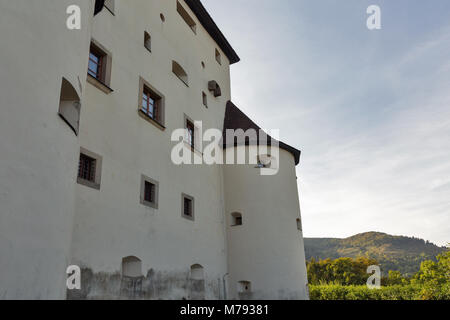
left=182, top=214, right=195, bottom=222
left=140, top=199, right=158, bottom=210
left=138, top=110, right=166, bottom=131
left=77, top=177, right=100, bottom=190
left=87, top=74, right=114, bottom=94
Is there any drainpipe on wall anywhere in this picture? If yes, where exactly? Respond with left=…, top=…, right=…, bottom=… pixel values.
left=222, top=273, right=229, bottom=300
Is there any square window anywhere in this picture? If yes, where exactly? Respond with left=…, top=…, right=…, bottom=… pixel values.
left=182, top=193, right=195, bottom=221
left=140, top=175, right=159, bottom=209
left=77, top=148, right=102, bottom=190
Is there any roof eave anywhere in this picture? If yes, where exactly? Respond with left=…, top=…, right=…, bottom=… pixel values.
left=184, top=0, right=240, bottom=65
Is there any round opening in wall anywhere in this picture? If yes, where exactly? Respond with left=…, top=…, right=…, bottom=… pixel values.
left=160, top=13, right=165, bottom=22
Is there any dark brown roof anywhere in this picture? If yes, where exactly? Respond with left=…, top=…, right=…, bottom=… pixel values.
left=94, top=0, right=240, bottom=64
left=184, top=0, right=240, bottom=64
left=223, top=101, right=301, bottom=165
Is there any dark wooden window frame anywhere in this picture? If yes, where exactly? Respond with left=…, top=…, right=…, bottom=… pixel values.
left=138, top=77, right=165, bottom=130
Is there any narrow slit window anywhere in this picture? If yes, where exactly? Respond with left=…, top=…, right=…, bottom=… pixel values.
left=215, top=49, right=221, bottom=65
left=144, top=31, right=151, bottom=52
left=202, top=92, right=208, bottom=108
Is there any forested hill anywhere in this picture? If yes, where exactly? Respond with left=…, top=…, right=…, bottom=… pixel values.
left=304, top=232, right=447, bottom=275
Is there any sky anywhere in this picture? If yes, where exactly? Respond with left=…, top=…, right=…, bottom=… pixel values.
left=202, top=0, right=450, bottom=246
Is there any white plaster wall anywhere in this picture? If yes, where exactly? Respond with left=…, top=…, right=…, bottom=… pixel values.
left=69, top=0, right=231, bottom=299
left=224, top=146, right=309, bottom=300
left=0, top=0, right=95, bottom=299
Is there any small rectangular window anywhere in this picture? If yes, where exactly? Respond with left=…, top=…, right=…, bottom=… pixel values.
left=77, top=148, right=102, bottom=190
left=140, top=175, right=159, bottom=209
left=182, top=193, right=195, bottom=221
left=177, top=1, right=196, bottom=34
left=202, top=92, right=208, bottom=108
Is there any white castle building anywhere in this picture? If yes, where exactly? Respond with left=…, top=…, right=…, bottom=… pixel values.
left=0, top=0, right=309, bottom=300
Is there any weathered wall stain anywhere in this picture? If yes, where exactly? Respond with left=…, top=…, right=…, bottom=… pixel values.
left=67, top=267, right=213, bottom=300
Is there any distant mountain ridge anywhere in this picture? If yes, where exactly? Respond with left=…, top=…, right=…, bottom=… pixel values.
left=304, top=232, right=448, bottom=275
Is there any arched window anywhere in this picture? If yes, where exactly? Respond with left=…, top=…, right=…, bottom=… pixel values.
left=58, top=77, right=81, bottom=135
left=144, top=31, right=151, bottom=52
left=231, top=212, right=243, bottom=226
left=190, top=264, right=204, bottom=280
left=122, top=256, right=142, bottom=278
left=172, top=61, right=188, bottom=86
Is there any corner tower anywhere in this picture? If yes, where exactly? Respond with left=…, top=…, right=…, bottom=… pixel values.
left=222, top=102, right=309, bottom=300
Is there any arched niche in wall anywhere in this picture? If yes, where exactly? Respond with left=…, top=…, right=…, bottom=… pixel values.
left=121, top=256, right=142, bottom=278
left=189, top=264, right=205, bottom=299
left=190, top=264, right=204, bottom=280
left=120, top=256, right=143, bottom=299
left=58, top=77, right=81, bottom=135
